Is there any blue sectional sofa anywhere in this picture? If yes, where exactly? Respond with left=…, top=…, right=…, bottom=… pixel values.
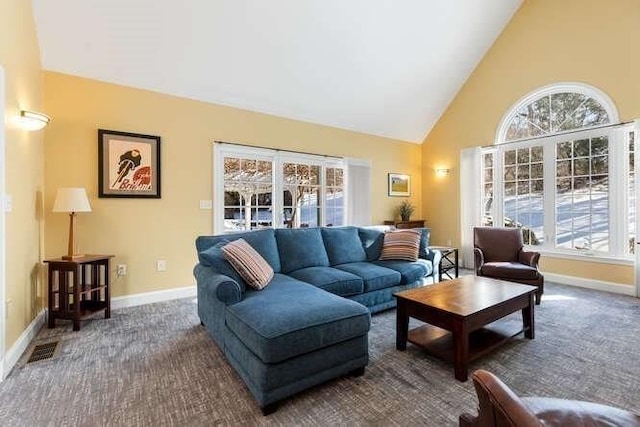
left=194, top=226, right=440, bottom=413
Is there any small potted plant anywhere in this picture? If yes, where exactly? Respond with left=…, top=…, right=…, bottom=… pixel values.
left=398, top=200, right=415, bottom=221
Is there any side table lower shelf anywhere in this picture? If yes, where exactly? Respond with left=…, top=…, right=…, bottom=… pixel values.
left=44, top=255, right=114, bottom=331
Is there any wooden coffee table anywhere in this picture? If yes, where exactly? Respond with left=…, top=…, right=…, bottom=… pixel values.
left=394, top=275, right=537, bottom=381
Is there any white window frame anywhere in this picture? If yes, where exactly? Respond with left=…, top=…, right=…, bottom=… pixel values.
left=487, top=83, right=634, bottom=263
left=213, top=143, right=347, bottom=233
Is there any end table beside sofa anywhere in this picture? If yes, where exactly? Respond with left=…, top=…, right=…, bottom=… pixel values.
left=194, top=226, right=440, bottom=414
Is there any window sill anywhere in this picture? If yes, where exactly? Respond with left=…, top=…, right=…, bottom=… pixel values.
left=536, top=248, right=633, bottom=266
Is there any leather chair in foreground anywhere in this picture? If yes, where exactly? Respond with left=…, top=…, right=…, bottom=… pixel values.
left=460, top=370, right=640, bottom=427
left=473, top=227, right=544, bottom=304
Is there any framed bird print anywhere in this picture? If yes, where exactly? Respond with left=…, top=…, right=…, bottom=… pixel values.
left=98, top=129, right=161, bottom=198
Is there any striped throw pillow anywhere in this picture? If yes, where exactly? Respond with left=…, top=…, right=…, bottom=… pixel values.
left=221, top=238, right=274, bottom=290
left=379, top=229, right=421, bottom=261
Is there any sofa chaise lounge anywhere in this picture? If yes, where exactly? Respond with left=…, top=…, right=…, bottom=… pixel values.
left=194, top=226, right=440, bottom=413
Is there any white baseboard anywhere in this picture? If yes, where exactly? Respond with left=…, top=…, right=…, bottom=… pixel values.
left=544, top=272, right=637, bottom=297
left=3, top=309, right=46, bottom=379
left=111, top=285, right=196, bottom=310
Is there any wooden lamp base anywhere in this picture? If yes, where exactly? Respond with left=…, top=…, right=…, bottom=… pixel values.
left=63, top=212, right=85, bottom=260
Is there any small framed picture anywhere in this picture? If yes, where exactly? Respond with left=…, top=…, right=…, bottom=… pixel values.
left=388, top=173, right=410, bottom=197
left=98, top=129, right=161, bottom=198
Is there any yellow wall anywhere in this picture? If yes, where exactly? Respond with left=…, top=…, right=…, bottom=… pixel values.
left=1, top=0, right=46, bottom=349
left=422, top=0, right=640, bottom=284
left=43, top=72, right=422, bottom=296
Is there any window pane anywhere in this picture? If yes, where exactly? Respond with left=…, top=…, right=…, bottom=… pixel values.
left=504, top=166, right=516, bottom=181
left=517, top=181, right=530, bottom=195
left=574, top=158, right=589, bottom=176
left=557, top=160, right=571, bottom=177
left=309, top=165, right=320, bottom=185
left=504, top=150, right=516, bottom=165
left=484, top=153, right=493, bottom=167
left=335, top=168, right=344, bottom=186
left=574, top=139, right=590, bottom=157
left=517, top=148, right=530, bottom=163
left=591, top=137, right=608, bottom=156
left=326, top=168, right=335, bottom=186
left=531, top=146, right=543, bottom=162
left=484, top=168, right=493, bottom=182
left=517, top=164, right=530, bottom=180
left=532, top=179, right=543, bottom=194
left=591, top=156, right=608, bottom=175
left=557, top=141, right=572, bottom=159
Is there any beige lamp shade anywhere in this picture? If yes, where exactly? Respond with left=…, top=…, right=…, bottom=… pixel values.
left=53, top=188, right=92, bottom=213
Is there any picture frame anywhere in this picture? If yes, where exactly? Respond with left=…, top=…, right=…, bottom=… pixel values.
left=388, top=173, right=410, bottom=197
left=98, top=129, right=161, bottom=198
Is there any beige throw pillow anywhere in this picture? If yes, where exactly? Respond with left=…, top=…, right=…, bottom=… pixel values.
left=379, top=229, right=421, bottom=262
left=221, top=238, right=274, bottom=290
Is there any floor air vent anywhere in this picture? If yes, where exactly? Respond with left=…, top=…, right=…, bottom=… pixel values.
left=27, top=341, right=60, bottom=363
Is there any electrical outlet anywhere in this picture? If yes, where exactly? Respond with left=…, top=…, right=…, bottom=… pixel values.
left=117, top=264, right=127, bottom=276
left=156, top=260, right=167, bottom=272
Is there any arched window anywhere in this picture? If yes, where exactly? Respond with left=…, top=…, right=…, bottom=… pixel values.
left=498, top=83, right=618, bottom=142
left=481, top=83, right=634, bottom=258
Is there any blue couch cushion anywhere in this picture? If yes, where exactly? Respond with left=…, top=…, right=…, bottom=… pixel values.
left=225, top=274, right=370, bottom=364
left=415, top=227, right=432, bottom=258
left=196, top=229, right=281, bottom=273
left=358, top=228, right=385, bottom=261
left=198, top=240, right=247, bottom=291
left=321, top=226, right=366, bottom=265
left=275, top=228, right=330, bottom=273
left=334, top=262, right=401, bottom=292
left=288, top=266, right=364, bottom=297
left=373, top=259, right=432, bottom=285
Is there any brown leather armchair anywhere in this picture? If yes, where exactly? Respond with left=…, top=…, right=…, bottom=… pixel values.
left=460, top=370, right=640, bottom=427
left=473, top=227, right=543, bottom=304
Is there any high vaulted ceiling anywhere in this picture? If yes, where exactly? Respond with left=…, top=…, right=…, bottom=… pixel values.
left=32, top=0, right=521, bottom=143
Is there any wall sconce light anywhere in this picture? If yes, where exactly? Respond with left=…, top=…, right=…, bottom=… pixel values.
left=435, top=168, right=450, bottom=177
left=18, top=110, right=50, bottom=131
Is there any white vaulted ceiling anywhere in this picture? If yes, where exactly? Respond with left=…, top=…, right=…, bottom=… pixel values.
left=32, top=0, right=521, bottom=143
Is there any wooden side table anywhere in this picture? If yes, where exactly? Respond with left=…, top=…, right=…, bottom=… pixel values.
left=44, top=255, right=114, bottom=331
left=383, top=220, right=426, bottom=229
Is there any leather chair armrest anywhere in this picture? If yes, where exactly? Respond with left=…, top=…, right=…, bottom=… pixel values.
left=474, top=248, right=484, bottom=275
left=519, top=250, right=540, bottom=268
left=471, top=370, right=543, bottom=427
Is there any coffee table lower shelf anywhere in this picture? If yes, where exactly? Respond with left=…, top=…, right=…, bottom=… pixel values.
left=407, top=322, right=528, bottom=365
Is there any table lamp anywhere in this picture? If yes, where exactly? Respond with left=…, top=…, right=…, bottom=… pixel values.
left=53, top=188, right=92, bottom=260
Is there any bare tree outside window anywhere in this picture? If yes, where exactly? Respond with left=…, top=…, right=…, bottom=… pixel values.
left=505, top=93, right=609, bottom=142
